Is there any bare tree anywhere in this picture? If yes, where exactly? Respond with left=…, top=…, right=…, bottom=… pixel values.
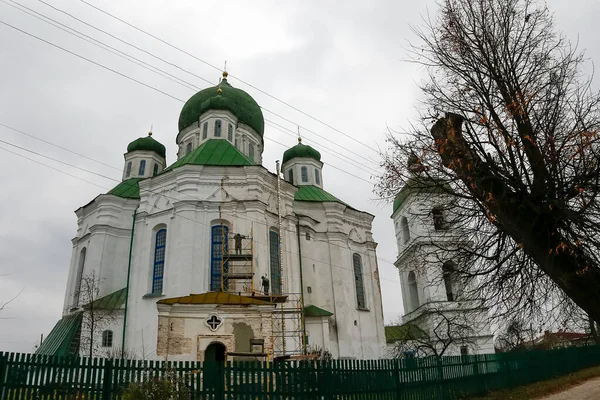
left=496, top=317, right=535, bottom=352
left=378, top=0, right=600, bottom=325
left=387, top=305, right=481, bottom=359
left=78, top=271, right=117, bottom=358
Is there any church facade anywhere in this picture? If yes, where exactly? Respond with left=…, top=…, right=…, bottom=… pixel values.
left=39, top=72, right=386, bottom=361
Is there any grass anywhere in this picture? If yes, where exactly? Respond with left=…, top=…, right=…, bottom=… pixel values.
left=474, top=365, right=600, bottom=400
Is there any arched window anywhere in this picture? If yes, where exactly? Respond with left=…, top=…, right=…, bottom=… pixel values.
left=210, top=225, right=229, bottom=291
left=228, top=124, right=233, bottom=141
left=202, top=122, right=208, bottom=139
left=401, top=216, right=410, bottom=243
left=353, top=253, right=366, bottom=309
left=443, top=261, right=461, bottom=301
left=433, top=207, right=447, bottom=230
left=153, top=163, right=159, bottom=176
left=186, top=142, right=192, bottom=154
left=408, top=271, right=419, bottom=311
left=301, top=166, right=308, bottom=183
left=269, top=229, right=281, bottom=294
left=248, top=143, right=255, bottom=161
left=125, top=162, right=132, bottom=178
left=73, top=248, right=86, bottom=306
left=288, top=170, right=294, bottom=184
left=214, top=119, right=222, bottom=137
left=152, top=229, right=167, bottom=294
left=315, top=169, right=320, bottom=185
left=139, top=160, right=146, bottom=176
left=102, top=330, right=113, bottom=347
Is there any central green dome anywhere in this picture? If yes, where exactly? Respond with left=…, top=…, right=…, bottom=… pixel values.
left=282, top=138, right=322, bottom=164
left=178, top=73, right=264, bottom=137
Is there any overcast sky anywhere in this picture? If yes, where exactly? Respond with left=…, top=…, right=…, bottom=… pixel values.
left=0, top=0, right=598, bottom=353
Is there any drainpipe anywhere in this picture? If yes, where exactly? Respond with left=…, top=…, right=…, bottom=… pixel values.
left=296, top=217, right=307, bottom=354
left=121, top=206, right=138, bottom=359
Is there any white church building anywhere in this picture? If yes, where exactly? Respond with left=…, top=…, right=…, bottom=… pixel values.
left=385, top=169, right=495, bottom=357
left=37, top=72, right=386, bottom=361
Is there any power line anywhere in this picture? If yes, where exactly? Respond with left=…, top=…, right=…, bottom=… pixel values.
left=34, top=0, right=381, bottom=169
left=1, top=136, right=399, bottom=281
left=0, top=19, right=185, bottom=103
left=0, top=14, right=380, bottom=183
left=77, top=0, right=382, bottom=155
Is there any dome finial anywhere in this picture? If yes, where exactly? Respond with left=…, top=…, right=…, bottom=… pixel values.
left=222, top=60, right=228, bottom=79
left=297, top=126, right=302, bottom=143
left=148, top=124, right=153, bottom=136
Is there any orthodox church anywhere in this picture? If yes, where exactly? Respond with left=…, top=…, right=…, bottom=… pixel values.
left=37, top=72, right=386, bottom=361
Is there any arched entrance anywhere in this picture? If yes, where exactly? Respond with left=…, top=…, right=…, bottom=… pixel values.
left=205, top=342, right=226, bottom=362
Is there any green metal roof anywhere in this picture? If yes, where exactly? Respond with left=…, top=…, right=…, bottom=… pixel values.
left=393, top=176, right=453, bottom=214
left=178, top=76, right=264, bottom=136
left=384, top=324, right=427, bottom=343
left=36, top=312, right=82, bottom=357
left=294, top=185, right=351, bottom=207
left=107, top=178, right=142, bottom=199
left=304, top=305, right=333, bottom=317
left=164, top=139, right=254, bottom=171
left=84, top=288, right=127, bottom=310
left=127, top=134, right=166, bottom=158
left=282, top=139, right=321, bottom=164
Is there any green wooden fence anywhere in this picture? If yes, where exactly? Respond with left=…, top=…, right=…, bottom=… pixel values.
left=1, top=345, right=600, bottom=399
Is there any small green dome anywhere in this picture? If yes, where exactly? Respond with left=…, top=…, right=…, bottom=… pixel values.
left=127, top=134, right=166, bottom=158
left=282, top=139, right=322, bottom=164
left=178, top=75, right=264, bottom=137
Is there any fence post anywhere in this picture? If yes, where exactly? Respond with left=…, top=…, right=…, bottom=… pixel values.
left=102, top=359, right=113, bottom=400
left=0, top=353, right=7, bottom=400
left=394, top=359, right=402, bottom=400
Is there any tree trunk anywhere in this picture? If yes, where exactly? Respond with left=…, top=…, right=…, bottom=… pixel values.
left=431, top=114, right=600, bottom=323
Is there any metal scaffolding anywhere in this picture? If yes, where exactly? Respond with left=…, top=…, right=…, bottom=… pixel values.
left=221, top=226, right=254, bottom=294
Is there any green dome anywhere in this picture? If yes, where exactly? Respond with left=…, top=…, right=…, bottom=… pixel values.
left=178, top=75, right=264, bottom=137
left=127, top=134, right=166, bottom=158
left=282, top=139, right=322, bottom=164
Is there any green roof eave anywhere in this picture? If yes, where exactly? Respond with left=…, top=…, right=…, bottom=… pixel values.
left=392, top=176, right=453, bottom=215
left=304, top=305, right=333, bottom=317
left=163, top=139, right=254, bottom=172
left=294, top=185, right=358, bottom=210
left=107, top=178, right=143, bottom=199
left=84, top=288, right=126, bottom=310
left=384, top=324, right=427, bottom=343
left=36, top=312, right=83, bottom=357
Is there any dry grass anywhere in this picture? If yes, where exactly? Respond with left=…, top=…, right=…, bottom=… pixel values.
left=473, top=365, right=600, bottom=400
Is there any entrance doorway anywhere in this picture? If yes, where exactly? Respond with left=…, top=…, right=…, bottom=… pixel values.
left=205, top=342, right=226, bottom=362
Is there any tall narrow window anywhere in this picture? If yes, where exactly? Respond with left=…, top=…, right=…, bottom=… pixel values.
left=153, top=163, right=159, bottom=176
left=214, top=119, right=222, bottom=137
left=249, top=143, right=255, bottom=161
left=408, top=271, right=419, bottom=311
left=433, top=208, right=447, bottom=230
left=288, top=170, right=294, bottom=184
left=315, top=169, right=320, bottom=185
left=73, top=248, right=86, bottom=306
left=102, top=330, right=113, bottom=347
left=443, top=261, right=461, bottom=301
left=228, top=124, right=233, bottom=141
left=152, top=229, right=167, bottom=294
left=203, top=122, right=208, bottom=139
left=269, top=229, right=281, bottom=294
left=301, top=166, right=308, bottom=182
left=210, top=225, right=229, bottom=291
left=186, top=142, right=192, bottom=154
left=125, top=162, right=132, bottom=178
left=139, top=160, right=146, bottom=176
left=401, top=216, right=410, bottom=243
left=353, top=253, right=366, bottom=309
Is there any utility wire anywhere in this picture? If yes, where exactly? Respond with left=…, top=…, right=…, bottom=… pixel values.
left=0, top=15, right=379, bottom=182
left=1, top=136, right=399, bottom=279
left=77, top=0, right=382, bottom=155
left=1, top=139, right=400, bottom=283
left=3, top=2, right=381, bottom=177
